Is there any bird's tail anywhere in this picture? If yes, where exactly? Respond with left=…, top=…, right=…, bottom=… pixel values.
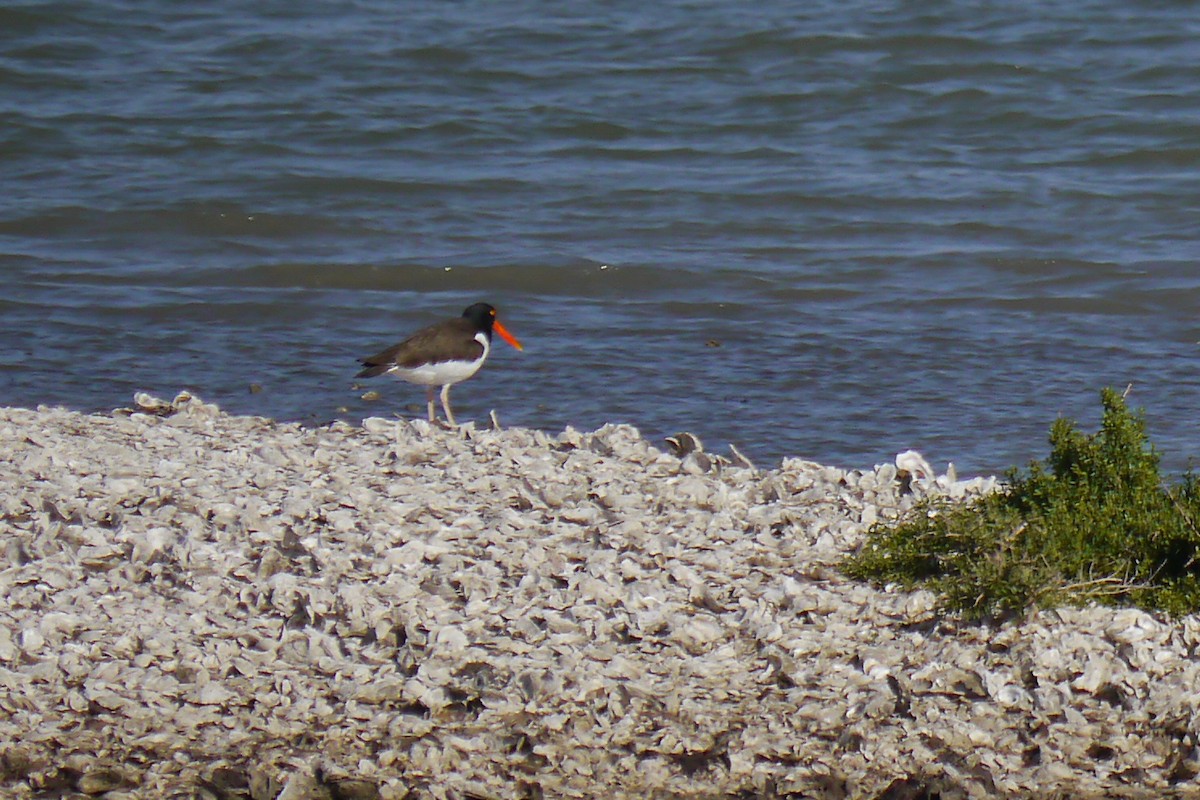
left=356, top=362, right=391, bottom=378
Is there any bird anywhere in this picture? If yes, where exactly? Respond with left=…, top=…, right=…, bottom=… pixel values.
left=356, top=302, right=523, bottom=426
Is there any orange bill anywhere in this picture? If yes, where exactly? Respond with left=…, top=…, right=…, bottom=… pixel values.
left=494, top=319, right=523, bottom=351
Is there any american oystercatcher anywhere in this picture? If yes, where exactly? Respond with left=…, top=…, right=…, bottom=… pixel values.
left=356, top=302, right=524, bottom=426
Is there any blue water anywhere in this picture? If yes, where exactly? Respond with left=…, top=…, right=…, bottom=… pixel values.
left=3, top=1, right=1200, bottom=475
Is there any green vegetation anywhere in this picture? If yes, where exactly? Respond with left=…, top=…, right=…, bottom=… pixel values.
left=845, top=388, right=1200, bottom=620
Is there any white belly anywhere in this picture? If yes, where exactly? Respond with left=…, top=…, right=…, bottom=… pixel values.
left=391, top=357, right=484, bottom=386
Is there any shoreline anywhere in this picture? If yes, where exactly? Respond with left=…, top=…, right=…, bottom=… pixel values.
left=0, top=393, right=1196, bottom=799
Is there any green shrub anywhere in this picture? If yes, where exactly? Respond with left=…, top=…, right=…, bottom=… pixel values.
left=845, top=388, right=1200, bottom=620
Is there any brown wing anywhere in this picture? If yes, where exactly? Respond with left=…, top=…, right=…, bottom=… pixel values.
left=357, top=317, right=484, bottom=377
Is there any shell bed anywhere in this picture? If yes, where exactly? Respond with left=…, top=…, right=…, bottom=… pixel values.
left=0, top=393, right=1197, bottom=799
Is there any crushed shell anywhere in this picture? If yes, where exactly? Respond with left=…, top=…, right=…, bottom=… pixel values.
left=0, top=392, right=1196, bottom=799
